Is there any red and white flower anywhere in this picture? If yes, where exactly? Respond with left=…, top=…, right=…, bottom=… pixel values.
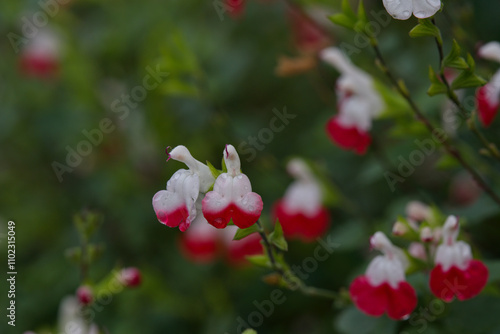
left=273, top=158, right=330, bottom=241
left=152, top=146, right=214, bottom=232
left=320, top=47, right=384, bottom=154
left=350, top=232, right=417, bottom=320
left=202, top=144, right=263, bottom=229
left=476, top=42, right=500, bottom=127
left=179, top=215, right=219, bottom=263
left=382, top=0, right=441, bottom=20
left=429, top=215, right=488, bottom=302
left=20, top=28, right=61, bottom=79
left=119, top=267, right=142, bottom=287
left=223, top=225, right=263, bottom=265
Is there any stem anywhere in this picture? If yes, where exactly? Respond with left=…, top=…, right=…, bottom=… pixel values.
left=430, top=19, right=500, bottom=161
left=255, top=220, right=339, bottom=300
left=370, top=40, right=500, bottom=207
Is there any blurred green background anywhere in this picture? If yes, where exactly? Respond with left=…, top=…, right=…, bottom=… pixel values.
left=1, top=0, right=500, bottom=333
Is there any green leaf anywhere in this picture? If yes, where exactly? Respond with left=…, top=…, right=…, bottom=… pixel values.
left=160, top=79, right=198, bottom=97
left=206, top=161, right=222, bottom=180
left=427, top=66, right=448, bottom=96
left=268, top=220, right=288, bottom=251
left=435, top=154, right=459, bottom=170
left=451, top=70, right=487, bottom=90
left=443, top=39, right=469, bottom=70
left=246, top=254, right=271, bottom=268
left=328, top=0, right=358, bottom=30
left=328, top=13, right=357, bottom=30
left=357, top=0, right=367, bottom=23
left=409, top=19, right=442, bottom=44
left=233, top=224, right=259, bottom=241
left=242, top=330, right=257, bottom=334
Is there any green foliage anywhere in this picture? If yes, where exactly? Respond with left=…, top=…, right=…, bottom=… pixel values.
left=409, top=19, right=442, bottom=44
left=233, top=224, right=260, bottom=240
left=443, top=39, right=469, bottom=70
left=427, top=66, right=448, bottom=96
left=268, top=220, right=288, bottom=251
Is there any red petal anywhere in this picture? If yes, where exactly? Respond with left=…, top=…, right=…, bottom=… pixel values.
left=326, top=117, right=371, bottom=155
left=287, top=5, right=331, bottom=53
left=476, top=85, right=499, bottom=127
left=430, top=261, right=488, bottom=301
left=226, top=0, right=245, bottom=18
left=20, top=54, right=58, bottom=79
left=179, top=234, right=218, bottom=264
left=202, top=202, right=260, bottom=229
left=273, top=200, right=330, bottom=242
left=350, top=276, right=417, bottom=320
left=156, top=206, right=190, bottom=230
left=226, top=233, right=263, bottom=265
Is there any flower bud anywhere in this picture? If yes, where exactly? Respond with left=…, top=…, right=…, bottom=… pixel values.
left=76, top=286, right=93, bottom=305
left=119, top=267, right=142, bottom=287
left=392, top=221, right=408, bottom=236
left=408, top=242, right=427, bottom=261
left=420, top=227, right=433, bottom=242
left=405, top=201, right=432, bottom=222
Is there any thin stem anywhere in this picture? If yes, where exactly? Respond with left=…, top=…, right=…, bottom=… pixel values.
left=255, top=220, right=339, bottom=300
left=371, top=40, right=500, bottom=207
left=430, top=19, right=500, bottom=161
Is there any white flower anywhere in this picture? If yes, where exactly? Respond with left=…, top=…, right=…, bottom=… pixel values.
left=383, top=0, right=441, bottom=20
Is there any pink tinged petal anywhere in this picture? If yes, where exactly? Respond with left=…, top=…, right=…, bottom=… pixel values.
left=476, top=84, right=500, bottom=127
left=430, top=261, right=489, bottom=302
left=382, top=0, right=413, bottom=20
left=478, top=41, right=500, bottom=63
left=412, top=0, right=441, bottom=19
left=201, top=191, right=232, bottom=229
left=349, top=276, right=417, bottom=320
left=152, top=190, right=189, bottom=228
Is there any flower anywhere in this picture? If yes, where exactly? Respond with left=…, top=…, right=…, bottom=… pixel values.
left=288, top=5, right=331, bottom=55
left=350, top=232, right=417, bottom=320
left=119, top=267, right=142, bottom=287
left=179, top=216, right=219, bottom=263
left=223, top=225, right=264, bottom=264
left=20, top=28, right=61, bottom=78
left=429, top=215, right=488, bottom=301
left=202, top=144, right=263, bottom=229
left=405, top=200, right=432, bottom=222
left=320, top=47, right=384, bottom=154
left=382, top=0, right=441, bottom=20
left=226, top=0, right=245, bottom=18
left=476, top=42, right=500, bottom=127
left=272, top=158, right=330, bottom=241
left=152, top=146, right=214, bottom=232
left=76, top=286, right=93, bottom=305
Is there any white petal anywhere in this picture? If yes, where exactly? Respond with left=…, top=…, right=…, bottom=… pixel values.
left=435, top=241, right=472, bottom=271
left=224, top=144, right=241, bottom=177
left=383, top=0, right=413, bottom=20
left=366, top=255, right=405, bottom=288
left=478, top=41, right=500, bottom=64
left=337, top=96, right=373, bottom=131
left=230, top=173, right=253, bottom=199
left=412, top=0, right=441, bottom=19
left=320, top=47, right=357, bottom=75
left=283, top=181, right=322, bottom=217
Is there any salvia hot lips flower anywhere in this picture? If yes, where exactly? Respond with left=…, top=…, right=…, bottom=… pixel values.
left=320, top=47, right=384, bottom=154
left=20, top=28, right=61, bottom=79
left=429, top=216, right=488, bottom=302
left=119, top=267, right=142, bottom=287
left=179, top=216, right=219, bottom=263
left=152, top=146, right=214, bottom=232
left=273, top=158, right=330, bottom=241
left=202, top=145, right=263, bottom=229
left=476, top=42, right=500, bottom=127
left=382, top=0, right=441, bottom=20
left=350, top=232, right=417, bottom=320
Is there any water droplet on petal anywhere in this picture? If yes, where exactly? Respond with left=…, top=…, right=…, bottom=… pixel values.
left=402, top=10, right=410, bottom=17
left=173, top=173, right=180, bottom=179
left=216, top=201, right=221, bottom=206
left=244, top=186, right=249, bottom=191
left=237, top=175, right=243, bottom=179
left=248, top=205, right=255, bottom=212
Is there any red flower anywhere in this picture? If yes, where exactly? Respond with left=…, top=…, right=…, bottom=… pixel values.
left=272, top=158, right=330, bottom=241
left=226, top=0, right=245, bottom=18
left=349, top=232, right=417, bottom=320
left=287, top=5, right=331, bottom=54
left=20, top=29, right=60, bottom=79
left=224, top=226, right=263, bottom=264
left=326, top=116, right=371, bottom=155
left=476, top=83, right=499, bottom=127
left=429, top=216, right=488, bottom=301
left=179, top=219, right=219, bottom=263
left=202, top=145, right=263, bottom=229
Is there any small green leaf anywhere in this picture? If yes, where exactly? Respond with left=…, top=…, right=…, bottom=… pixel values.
left=64, top=247, right=82, bottom=264
left=442, top=39, right=469, bottom=70
left=242, top=330, right=257, bottom=334
left=341, top=0, right=357, bottom=20
left=206, top=161, right=222, bottom=180
left=269, top=220, right=288, bottom=251
left=246, top=254, right=271, bottom=268
left=233, top=224, right=260, bottom=241
left=357, top=0, right=367, bottom=23
left=329, top=14, right=357, bottom=30
left=427, top=66, right=448, bottom=96
left=409, top=19, right=442, bottom=44
left=451, top=70, right=487, bottom=90
left=435, top=154, right=459, bottom=170
left=466, top=53, right=476, bottom=71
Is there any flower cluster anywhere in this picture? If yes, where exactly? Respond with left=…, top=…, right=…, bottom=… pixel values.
left=320, top=47, right=384, bottom=154
left=350, top=203, right=488, bottom=320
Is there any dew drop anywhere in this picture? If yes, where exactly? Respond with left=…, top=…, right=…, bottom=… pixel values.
left=237, top=175, right=243, bottom=179
left=402, top=10, right=410, bottom=17
left=248, top=205, right=255, bottom=212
